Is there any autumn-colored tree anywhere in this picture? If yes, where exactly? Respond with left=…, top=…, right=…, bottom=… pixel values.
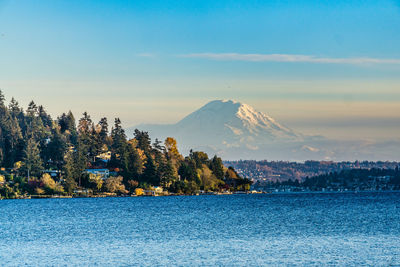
left=104, top=176, right=127, bottom=194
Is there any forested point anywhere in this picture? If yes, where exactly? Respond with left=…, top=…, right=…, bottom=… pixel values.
left=0, top=91, right=251, bottom=199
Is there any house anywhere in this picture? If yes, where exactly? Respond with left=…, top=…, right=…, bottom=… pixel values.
left=43, top=170, right=62, bottom=179
left=135, top=188, right=144, bottom=196
left=90, top=159, right=108, bottom=169
left=154, top=186, right=164, bottom=195
left=84, top=169, right=110, bottom=180
left=144, top=186, right=165, bottom=196
left=96, top=151, right=111, bottom=161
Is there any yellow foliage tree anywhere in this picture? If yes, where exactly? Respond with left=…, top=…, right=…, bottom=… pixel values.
left=165, top=137, right=183, bottom=160
left=104, top=176, right=127, bottom=194
left=40, top=173, right=64, bottom=194
left=89, top=173, right=104, bottom=191
left=41, top=173, right=56, bottom=189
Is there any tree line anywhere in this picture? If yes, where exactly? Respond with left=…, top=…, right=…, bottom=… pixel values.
left=0, top=91, right=251, bottom=198
left=262, top=168, right=400, bottom=191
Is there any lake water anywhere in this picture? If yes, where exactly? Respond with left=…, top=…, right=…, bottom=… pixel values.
left=1, top=192, right=400, bottom=266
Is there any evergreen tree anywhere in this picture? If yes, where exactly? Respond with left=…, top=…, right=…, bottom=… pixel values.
left=0, top=89, right=5, bottom=106
left=210, top=155, right=225, bottom=180
left=134, top=129, right=151, bottom=153
left=123, top=144, right=143, bottom=180
left=63, top=151, right=78, bottom=193
left=160, top=159, right=176, bottom=187
left=143, top=154, right=158, bottom=185
left=45, top=128, right=68, bottom=167
left=111, top=118, right=127, bottom=157
left=58, top=111, right=77, bottom=144
left=22, top=138, right=43, bottom=178
left=98, top=117, right=109, bottom=145
left=38, top=105, right=52, bottom=127
left=26, top=101, right=38, bottom=117
left=8, top=97, right=22, bottom=117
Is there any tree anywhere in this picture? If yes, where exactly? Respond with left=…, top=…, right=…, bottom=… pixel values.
left=143, top=154, right=158, bottom=185
left=88, top=173, right=104, bottom=192
left=122, top=144, right=144, bottom=180
left=225, top=166, right=239, bottom=179
left=189, top=151, right=209, bottom=169
left=160, top=159, right=176, bottom=187
left=8, top=97, right=22, bottom=117
left=26, top=101, right=38, bottom=117
left=38, top=105, right=52, bottom=128
left=104, top=176, right=127, bottom=194
left=111, top=118, right=127, bottom=157
left=178, top=159, right=198, bottom=183
left=22, top=138, right=43, bottom=178
left=0, top=89, right=5, bottom=106
left=210, top=155, right=225, bottom=180
left=126, top=180, right=139, bottom=192
left=199, top=164, right=223, bottom=191
left=98, top=117, right=109, bottom=145
left=45, top=128, right=67, bottom=166
left=78, top=112, right=92, bottom=134
left=40, top=173, right=64, bottom=194
left=134, top=129, right=151, bottom=153
left=165, top=137, right=178, bottom=155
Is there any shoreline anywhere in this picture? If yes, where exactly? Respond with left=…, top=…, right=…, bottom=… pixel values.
left=2, top=190, right=400, bottom=200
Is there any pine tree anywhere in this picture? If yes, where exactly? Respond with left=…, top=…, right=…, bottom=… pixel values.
left=8, top=97, right=22, bottom=117
left=0, top=89, right=5, bottom=106
left=22, top=138, right=44, bottom=178
left=98, top=117, right=109, bottom=145
left=210, top=155, right=225, bottom=180
left=26, top=101, right=38, bottom=117
left=63, top=151, right=77, bottom=193
left=38, top=105, right=52, bottom=127
left=111, top=118, right=127, bottom=158
left=143, top=154, right=158, bottom=185
left=45, top=128, right=68, bottom=167
left=160, top=159, right=176, bottom=187
left=134, top=129, right=151, bottom=153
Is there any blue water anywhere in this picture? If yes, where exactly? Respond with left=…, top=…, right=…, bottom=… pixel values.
left=0, top=192, right=400, bottom=266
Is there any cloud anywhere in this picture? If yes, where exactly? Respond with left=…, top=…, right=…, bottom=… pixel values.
left=181, top=53, right=400, bottom=65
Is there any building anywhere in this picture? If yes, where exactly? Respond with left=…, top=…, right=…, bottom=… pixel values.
left=84, top=169, right=110, bottom=180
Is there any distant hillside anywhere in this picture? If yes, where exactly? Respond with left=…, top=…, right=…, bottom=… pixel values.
left=225, top=160, right=400, bottom=182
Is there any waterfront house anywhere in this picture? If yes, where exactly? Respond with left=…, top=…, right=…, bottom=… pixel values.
left=84, top=169, right=110, bottom=180
left=135, top=188, right=144, bottom=196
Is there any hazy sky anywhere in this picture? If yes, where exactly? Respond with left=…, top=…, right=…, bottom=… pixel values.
left=0, top=0, right=399, bottom=140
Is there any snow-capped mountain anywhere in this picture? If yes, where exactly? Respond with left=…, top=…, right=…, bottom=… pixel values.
left=128, top=100, right=307, bottom=159
left=127, top=100, right=400, bottom=161
left=175, top=100, right=301, bottom=143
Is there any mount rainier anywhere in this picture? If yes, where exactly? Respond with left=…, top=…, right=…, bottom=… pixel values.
left=128, top=100, right=399, bottom=161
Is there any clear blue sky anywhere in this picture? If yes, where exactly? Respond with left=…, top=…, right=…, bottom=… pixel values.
left=0, top=0, right=399, bottom=140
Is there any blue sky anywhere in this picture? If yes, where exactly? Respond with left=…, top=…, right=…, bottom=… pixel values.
left=0, top=0, right=399, bottom=140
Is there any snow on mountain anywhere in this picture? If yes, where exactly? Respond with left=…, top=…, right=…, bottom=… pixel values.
left=127, top=99, right=400, bottom=161
left=175, top=100, right=301, bottom=142
left=128, top=100, right=306, bottom=158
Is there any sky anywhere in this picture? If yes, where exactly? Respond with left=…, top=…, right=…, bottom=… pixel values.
left=0, top=0, right=399, bottom=141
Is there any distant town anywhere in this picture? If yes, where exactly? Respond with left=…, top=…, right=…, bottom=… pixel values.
left=226, top=160, right=400, bottom=192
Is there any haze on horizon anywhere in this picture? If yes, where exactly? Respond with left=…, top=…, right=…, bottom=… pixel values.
left=0, top=0, right=399, bottom=142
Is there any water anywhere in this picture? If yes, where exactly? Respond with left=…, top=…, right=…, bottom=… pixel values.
left=0, top=192, right=399, bottom=266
